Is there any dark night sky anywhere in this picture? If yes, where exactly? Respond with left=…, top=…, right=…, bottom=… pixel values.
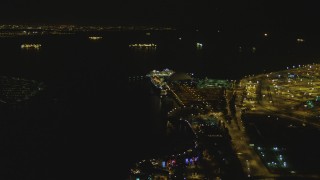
left=0, top=0, right=319, bottom=29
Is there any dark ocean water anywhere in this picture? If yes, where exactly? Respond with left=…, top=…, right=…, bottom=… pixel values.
left=0, top=31, right=320, bottom=179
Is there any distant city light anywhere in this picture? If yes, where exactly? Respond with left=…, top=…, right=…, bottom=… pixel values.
left=185, top=158, right=189, bottom=164
left=252, top=47, right=256, bottom=53
left=196, top=43, right=203, bottom=50
left=297, top=38, right=305, bottom=42
left=239, top=46, right=243, bottom=53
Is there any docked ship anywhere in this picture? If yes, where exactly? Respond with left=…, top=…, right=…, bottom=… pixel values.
left=147, top=69, right=174, bottom=97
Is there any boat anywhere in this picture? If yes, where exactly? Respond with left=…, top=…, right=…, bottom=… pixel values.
left=89, top=36, right=103, bottom=40
left=21, top=44, right=42, bottom=50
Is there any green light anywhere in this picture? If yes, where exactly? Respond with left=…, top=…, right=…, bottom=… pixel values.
left=306, top=100, right=314, bottom=108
